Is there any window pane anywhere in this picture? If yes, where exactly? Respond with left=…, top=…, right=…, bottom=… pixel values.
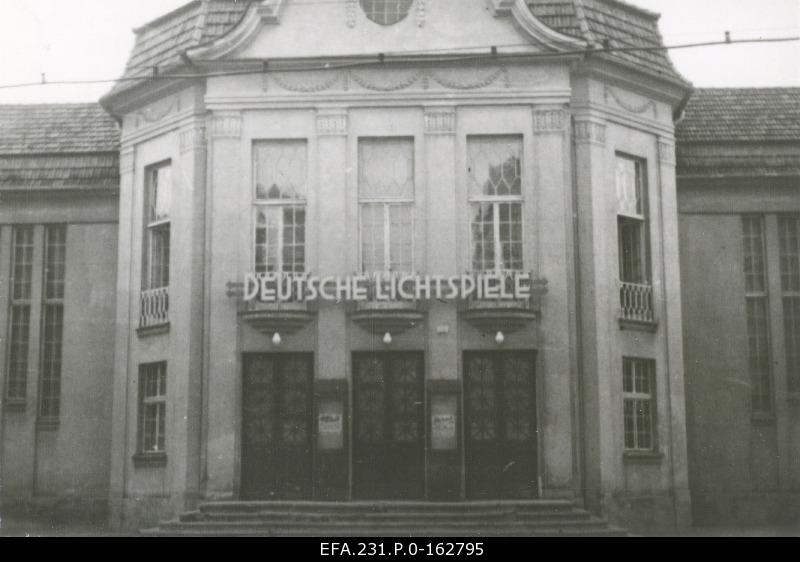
left=389, top=205, right=413, bottom=272
left=148, top=225, right=170, bottom=289
left=45, top=226, right=67, bottom=301
left=468, top=136, right=522, bottom=197
left=779, top=215, right=800, bottom=292
left=150, top=165, right=171, bottom=223
left=282, top=207, right=306, bottom=274
left=7, top=305, right=30, bottom=400
left=12, top=226, right=34, bottom=301
left=616, top=156, right=643, bottom=218
left=361, top=204, right=386, bottom=273
left=622, top=358, right=656, bottom=451
left=359, top=138, right=414, bottom=200
left=254, top=141, right=308, bottom=201
left=746, top=297, right=773, bottom=413
left=499, top=202, right=523, bottom=271
left=743, top=216, right=767, bottom=293
left=139, top=363, right=167, bottom=454
left=39, top=304, right=64, bottom=418
left=471, top=203, right=495, bottom=272
left=360, top=0, right=414, bottom=26
left=619, top=217, right=645, bottom=283
left=785, top=297, right=800, bottom=393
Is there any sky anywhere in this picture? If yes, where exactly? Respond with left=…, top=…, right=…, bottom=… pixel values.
left=0, top=0, right=797, bottom=104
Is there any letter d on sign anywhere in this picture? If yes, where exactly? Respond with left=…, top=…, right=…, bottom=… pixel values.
left=244, top=274, right=259, bottom=301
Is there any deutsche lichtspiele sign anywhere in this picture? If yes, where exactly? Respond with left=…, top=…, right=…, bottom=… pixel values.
left=243, top=272, right=535, bottom=303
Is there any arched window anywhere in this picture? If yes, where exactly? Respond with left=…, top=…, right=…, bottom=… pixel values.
left=360, top=0, right=414, bottom=26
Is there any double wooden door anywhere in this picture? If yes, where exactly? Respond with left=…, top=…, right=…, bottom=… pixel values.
left=241, top=354, right=314, bottom=500
left=464, top=352, right=538, bottom=500
left=353, top=353, right=425, bottom=500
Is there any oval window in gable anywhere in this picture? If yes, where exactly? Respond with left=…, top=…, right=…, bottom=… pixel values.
left=360, top=0, right=414, bottom=26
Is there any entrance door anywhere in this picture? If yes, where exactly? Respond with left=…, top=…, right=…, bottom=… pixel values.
left=464, top=352, right=538, bottom=499
left=241, top=354, right=313, bottom=500
left=353, top=353, right=425, bottom=500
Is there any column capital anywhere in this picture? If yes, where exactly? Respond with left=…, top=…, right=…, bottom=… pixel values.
left=210, top=112, right=242, bottom=139
left=573, top=119, right=606, bottom=146
left=533, top=109, right=569, bottom=133
left=658, top=139, right=676, bottom=165
left=424, top=108, right=456, bottom=136
left=180, top=126, right=208, bottom=154
left=119, top=147, right=135, bottom=175
left=316, top=111, right=349, bottom=137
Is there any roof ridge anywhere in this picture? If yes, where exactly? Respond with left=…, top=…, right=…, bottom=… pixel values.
left=595, top=0, right=661, bottom=21
left=0, top=102, right=107, bottom=108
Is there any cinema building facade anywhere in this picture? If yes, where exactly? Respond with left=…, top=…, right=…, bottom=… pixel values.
left=2, top=0, right=697, bottom=531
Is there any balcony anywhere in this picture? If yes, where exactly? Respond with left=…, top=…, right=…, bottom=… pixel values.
left=139, top=287, right=169, bottom=336
left=350, top=276, right=426, bottom=335
left=461, top=274, right=548, bottom=334
left=240, top=298, right=317, bottom=336
left=619, top=281, right=657, bottom=331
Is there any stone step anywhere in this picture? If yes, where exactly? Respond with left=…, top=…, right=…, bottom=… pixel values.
left=198, top=500, right=576, bottom=516
left=142, top=526, right=627, bottom=537
left=165, top=516, right=609, bottom=529
left=182, top=509, right=593, bottom=524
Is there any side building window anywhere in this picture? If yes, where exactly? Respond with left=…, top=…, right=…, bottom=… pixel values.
left=468, top=135, right=524, bottom=273
left=616, top=154, right=653, bottom=324
left=6, top=226, right=34, bottom=402
left=141, top=162, right=171, bottom=329
left=623, top=357, right=657, bottom=452
left=778, top=214, right=800, bottom=393
left=39, top=225, right=67, bottom=421
left=359, top=137, right=414, bottom=274
left=138, top=362, right=167, bottom=456
left=253, top=140, right=307, bottom=275
left=743, top=215, right=773, bottom=415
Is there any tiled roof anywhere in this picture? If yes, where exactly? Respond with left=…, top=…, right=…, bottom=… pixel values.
left=0, top=104, right=120, bottom=154
left=106, top=0, right=250, bottom=97
left=528, top=0, right=685, bottom=83
left=676, top=88, right=800, bottom=143
left=0, top=154, right=120, bottom=191
left=0, top=104, right=120, bottom=190
left=106, top=0, right=685, bottom=100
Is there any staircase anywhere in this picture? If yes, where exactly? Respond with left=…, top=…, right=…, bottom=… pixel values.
left=142, top=500, right=627, bottom=537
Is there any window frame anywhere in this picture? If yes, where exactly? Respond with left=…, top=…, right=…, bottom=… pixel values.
left=622, top=357, right=658, bottom=453
left=143, top=160, right=172, bottom=292
left=778, top=214, right=800, bottom=394
left=252, top=140, right=308, bottom=276
left=467, top=134, right=525, bottom=274
left=38, top=224, right=67, bottom=422
left=137, top=362, right=167, bottom=457
left=615, top=153, right=651, bottom=285
left=742, top=214, right=775, bottom=416
left=5, top=225, right=35, bottom=403
left=357, top=136, right=416, bottom=275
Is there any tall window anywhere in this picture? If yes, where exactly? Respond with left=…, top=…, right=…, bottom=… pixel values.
left=39, top=226, right=66, bottom=420
left=144, top=163, right=171, bottom=290
left=6, top=226, right=34, bottom=401
left=779, top=215, right=800, bottom=393
left=138, top=362, right=167, bottom=455
left=743, top=216, right=773, bottom=414
left=623, top=357, right=657, bottom=452
left=616, top=155, right=650, bottom=284
left=253, top=141, right=307, bottom=275
left=359, top=138, right=414, bottom=274
left=468, top=136, right=524, bottom=273
left=360, top=0, right=413, bottom=25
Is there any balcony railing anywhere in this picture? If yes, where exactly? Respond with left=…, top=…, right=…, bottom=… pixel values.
left=619, top=282, right=655, bottom=324
left=140, top=287, right=169, bottom=329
